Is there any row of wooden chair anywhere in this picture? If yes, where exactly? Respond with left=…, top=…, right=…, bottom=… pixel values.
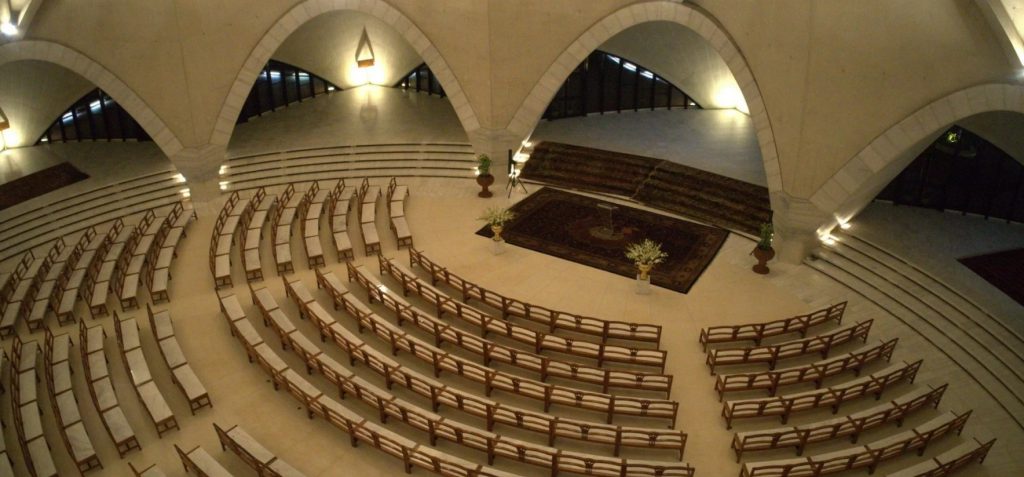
left=271, top=183, right=301, bottom=274
left=210, top=190, right=246, bottom=289
left=146, top=305, right=212, bottom=414
left=241, top=187, right=274, bottom=282
left=111, top=219, right=149, bottom=311
left=409, top=247, right=662, bottom=346
left=79, top=321, right=140, bottom=457
left=11, top=337, right=58, bottom=477
left=217, top=293, right=524, bottom=477
left=335, top=266, right=680, bottom=426
left=43, top=328, right=102, bottom=474
left=386, top=177, right=413, bottom=249
left=50, top=227, right=99, bottom=325
left=888, top=436, right=996, bottom=476
left=379, top=256, right=669, bottom=372
left=714, top=338, right=899, bottom=400
left=731, top=383, right=948, bottom=461
left=262, top=285, right=695, bottom=477
left=739, top=410, right=972, bottom=477
left=142, top=202, right=192, bottom=303
left=706, top=320, right=874, bottom=375
left=214, top=422, right=306, bottom=476
left=113, top=315, right=179, bottom=436
left=313, top=270, right=689, bottom=459
left=81, top=220, right=131, bottom=318
left=722, top=360, right=923, bottom=429
left=174, top=444, right=233, bottom=476
left=1, top=244, right=57, bottom=336
left=299, top=181, right=331, bottom=268
left=357, top=178, right=382, bottom=255
left=360, top=261, right=673, bottom=398
left=327, top=179, right=356, bottom=261
left=700, top=302, right=848, bottom=351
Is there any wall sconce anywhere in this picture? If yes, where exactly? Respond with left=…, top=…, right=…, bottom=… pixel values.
left=0, top=116, right=8, bottom=151
left=356, top=27, right=375, bottom=69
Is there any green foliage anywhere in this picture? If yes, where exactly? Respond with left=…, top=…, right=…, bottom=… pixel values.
left=625, top=239, right=668, bottom=266
left=478, top=206, right=515, bottom=226
left=476, top=154, right=492, bottom=175
left=757, top=222, right=774, bottom=250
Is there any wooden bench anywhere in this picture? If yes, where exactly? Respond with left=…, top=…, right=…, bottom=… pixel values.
left=129, top=462, right=167, bottom=477
left=43, top=328, right=102, bottom=473
left=722, top=360, right=923, bottom=429
left=241, top=187, right=271, bottom=282
left=386, top=177, right=413, bottom=249
left=314, top=268, right=689, bottom=459
left=214, top=423, right=306, bottom=476
left=114, top=314, right=179, bottom=436
left=79, top=321, right=140, bottom=457
left=409, top=247, right=662, bottom=346
left=262, top=289, right=694, bottom=476
left=715, top=338, right=899, bottom=400
left=11, top=337, right=58, bottom=477
left=341, top=267, right=680, bottom=426
left=374, top=259, right=673, bottom=391
left=300, top=181, right=329, bottom=268
left=111, top=222, right=144, bottom=310
left=328, top=179, right=355, bottom=261
left=707, top=320, right=874, bottom=375
left=358, top=178, right=381, bottom=255
left=888, top=436, right=996, bottom=477
left=731, top=383, right=948, bottom=461
left=147, top=305, right=212, bottom=414
left=739, top=410, right=973, bottom=477
left=1, top=247, right=52, bottom=335
left=175, top=444, right=235, bottom=476
left=700, top=302, right=847, bottom=351
left=270, top=184, right=297, bottom=274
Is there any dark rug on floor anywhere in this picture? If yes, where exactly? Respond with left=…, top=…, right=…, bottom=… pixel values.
left=520, top=141, right=771, bottom=235
left=476, top=188, right=728, bottom=293
left=958, top=248, right=1024, bottom=307
left=0, top=162, right=89, bottom=211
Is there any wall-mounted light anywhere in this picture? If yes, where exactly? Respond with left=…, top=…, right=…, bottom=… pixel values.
left=0, top=22, right=16, bottom=36
left=356, top=27, right=375, bottom=69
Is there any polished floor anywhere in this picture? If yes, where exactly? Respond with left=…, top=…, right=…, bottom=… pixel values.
left=0, top=87, right=1021, bottom=476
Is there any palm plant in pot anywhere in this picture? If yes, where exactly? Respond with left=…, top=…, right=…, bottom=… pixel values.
left=475, top=154, right=494, bottom=198
left=479, top=206, right=516, bottom=242
left=751, top=222, right=775, bottom=274
left=625, top=239, right=668, bottom=281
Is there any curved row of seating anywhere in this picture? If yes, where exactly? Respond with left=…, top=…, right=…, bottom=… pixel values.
left=214, top=422, right=305, bottom=476
left=210, top=190, right=246, bottom=288
left=386, top=178, right=412, bottom=249
left=354, top=262, right=672, bottom=397
left=271, top=183, right=301, bottom=274
left=113, top=315, right=179, bottom=436
left=146, top=305, right=212, bottom=414
left=259, top=283, right=695, bottom=477
left=307, top=270, right=688, bottom=458
left=241, top=187, right=274, bottom=282
left=43, top=329, right=102, bottom=473
left=300, top=181, right=331, bottom=268
left=11, top=337, right=58, bottom=477
left=358, top=179, right=382, bottom=255
left=80, top=321, right=141, bottom=457
left=700, top=302, right=847, bottom=350
left=217, top=292, right=525, bottom=477
left=409, top=248, right=662, bottom=346
left=706, top=320, right=874, bottom=374
left=377, top=256, right=668, bottom=371
left=1, top=245, right=54, bottom=336
left=328, top=180, right=356, bottom=261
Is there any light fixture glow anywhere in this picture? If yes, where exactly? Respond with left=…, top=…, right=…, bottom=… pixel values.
left=219, top=181, right=229, bottom=191
left=179, top=188, right=191, bottom=198
left=173, top=173, right=186, bottom=183
left=839, top=222, right=851, bottom=230
left=0, top=23, right=17, bottom=37
left=355, top=27, right=376, bottom=68
left=219, top=165, right=227, bottom=175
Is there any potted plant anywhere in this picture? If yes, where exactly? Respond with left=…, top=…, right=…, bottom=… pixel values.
left=625, top=239, right=668, bottom=281
left=479, top=206, right=516, bottom=242
left=475, top=154, right=495, bottom=198
left=751, top=222, right=775, bottom=274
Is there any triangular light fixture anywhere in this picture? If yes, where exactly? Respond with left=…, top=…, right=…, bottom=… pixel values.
left=356, top=27, right=375, bottom=68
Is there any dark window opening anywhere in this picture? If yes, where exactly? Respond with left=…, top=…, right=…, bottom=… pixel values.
left=36, top=88, right=150, bottom=144
left=394, top=63, right=446, bottom=97
left=235, top=60, right=342, bottom=124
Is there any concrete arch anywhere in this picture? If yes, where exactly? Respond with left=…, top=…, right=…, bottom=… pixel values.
left=209, top=0, right=480, bottom=148
left=506, top=0, right=783, bottom=195
left=809, top=83, right=1024, bottom=233
left=0, top=40, right=184, bottom=157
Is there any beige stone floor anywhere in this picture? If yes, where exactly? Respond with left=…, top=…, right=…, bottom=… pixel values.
left=2, top=175, right=1021, bottom=477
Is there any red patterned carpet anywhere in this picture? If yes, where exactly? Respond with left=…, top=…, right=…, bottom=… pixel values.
left=477, top=188, right=728, bottom=293
left=0, top=162, right=89, bottom=211
left=958, top=248, right=1024, bottom=307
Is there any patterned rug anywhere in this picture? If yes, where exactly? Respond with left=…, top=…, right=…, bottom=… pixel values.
left=0, top=162, right=89, bottom=211
left=476, top=188, right=728, bottom=293
left=958, top=248, right=1024, bottom=307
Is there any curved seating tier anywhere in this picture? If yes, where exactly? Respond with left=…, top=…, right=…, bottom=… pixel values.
left=0, top=245, right=53, bottom=336
left=147, top=305, right=212, bottom=414
left=271, top=184, right=301, bottom=274
left=210, top=191, right=245, bottom=289
left=43, top=329, right=103, bottom=473
left=241, top=187, right=272, bottom=282
left=214, top=423, right=306, bottom=477
left=887, top=437, right=996, bottom=477
left=738, top=410, right=972, bottom=477
left=253, top=288, right=695, bottom=477
left=722, top=360, right=923, bottom=429
left=300, top=181, right=330, bottom=268
left=715, top=338, right=898, bottom=400
left=220, top=142, right=476, bottom=191
left=0, top=168, right=184, bottom=263
left=307, top=270, right=679, bottom=426
left=11, top=337, right=58, bottom=477
left=386, top=178, right=413, bottom=249
left=375, top=257, right=668, bottom=371
left=700, top=303, right=847, bottom=350
left=358, top=178, right=381, bottom=255
left=114, top=315, right=179, bottom=436
left=410, top=248, right=662, bottom=346
left=80, top=321, right=140, bottom=457
left=328, top=180, right=356, bottom=261
left=174, top=444, right=234, bottom=476
left=335, top=265, right=672, bottom=398
left=707, top=321, right=874, bottom=375
left=731, top=384, right=947, bottom=461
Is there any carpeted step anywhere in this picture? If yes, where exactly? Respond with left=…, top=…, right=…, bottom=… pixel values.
left=521, top=142, right=656, bottom=197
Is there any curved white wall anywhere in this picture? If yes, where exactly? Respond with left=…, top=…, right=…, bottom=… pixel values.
left=0, top=60, right=92, bottom=147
